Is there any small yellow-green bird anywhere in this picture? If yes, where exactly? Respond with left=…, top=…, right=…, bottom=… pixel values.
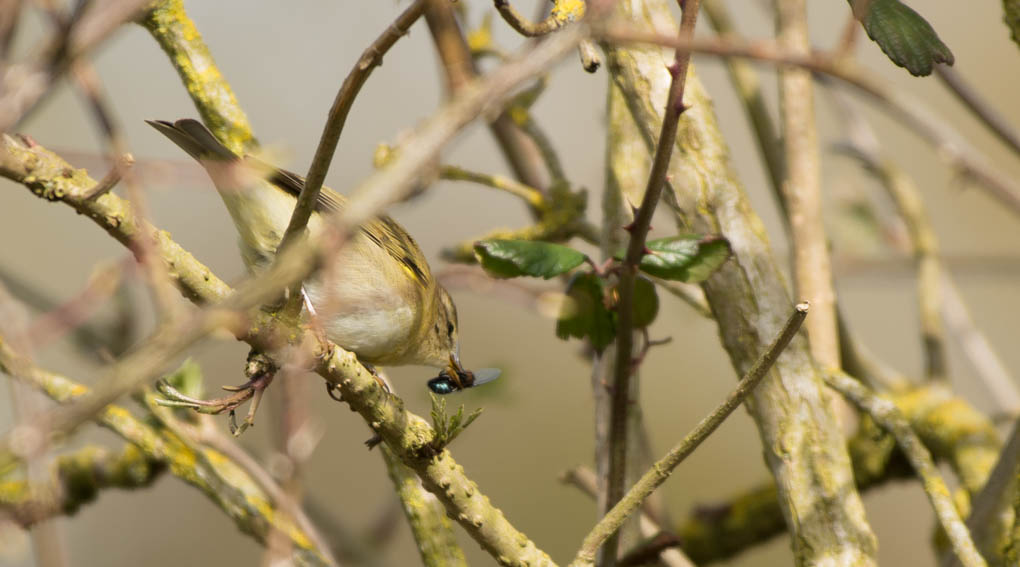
left=148, top=118, right=492, bottom=392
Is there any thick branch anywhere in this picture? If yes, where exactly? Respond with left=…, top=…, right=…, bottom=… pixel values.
left=0, top=444, right=163, bottom=528
left=602, top=1, right=878, bottom=564
left=380, top=445, right=467, bottom=567
left=141, top=0, right=257, bottom=154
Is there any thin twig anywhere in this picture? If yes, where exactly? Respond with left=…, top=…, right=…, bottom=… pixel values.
left=491, top=0, right=583, bottom=37
left=942, top=272, right=1020, bottom=412
left=941, top=418, right=1020, bottom=567
left=275, top=0, right=427, bottom=321
left=602, top=2, right=701, bottom=564
left=440, top=164, right=546, bottom=209
left=80, top=153, right=133, bottom=200
left=829, top=89, right=947, bottom=381
left=935, top=65, right=1020, bottom=158
left=0, top=0, right=153, bottom=130
left=425, top=0, right=550, bottom=191
left=560, top=467, right=695, bottom=567
left=569, top=302, right=809, bottom=567
left=825, top=370, right=989, bottom=567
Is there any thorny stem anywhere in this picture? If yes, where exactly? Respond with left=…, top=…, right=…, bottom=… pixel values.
left=602, top=2, right=701, bottom=564
left=571, top=303, right=808, bottom=567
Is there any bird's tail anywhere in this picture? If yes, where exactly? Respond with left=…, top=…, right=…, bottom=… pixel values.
left=145, top=119, right=237, bottom=162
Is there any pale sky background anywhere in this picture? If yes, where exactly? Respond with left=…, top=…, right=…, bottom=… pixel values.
left=2, top=1, right=1019, bottom=566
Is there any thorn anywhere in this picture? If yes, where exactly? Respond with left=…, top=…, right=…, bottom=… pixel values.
left=642, top=246, right=653, bottom=256
left=364, top=434, right=383, bottom=450
left=666, top=60, right=682, bottom=78
left=622, top=221, right=636, bottom=233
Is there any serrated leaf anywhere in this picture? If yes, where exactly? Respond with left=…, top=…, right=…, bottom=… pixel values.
left=556, top=273, right=616, bottom=352
left=632, top=276, right=659, bottom=328
left=634, top=235, right=731, bottom=282
left=856, top=0, right=954, bottom=76
left=474, top=239, right=587, bottom=279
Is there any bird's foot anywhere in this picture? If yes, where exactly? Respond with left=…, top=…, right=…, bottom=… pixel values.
left=156, top=351, right=276, bottom=437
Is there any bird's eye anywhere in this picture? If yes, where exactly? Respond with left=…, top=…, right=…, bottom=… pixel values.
left=446, top=321, right=454, bottom=337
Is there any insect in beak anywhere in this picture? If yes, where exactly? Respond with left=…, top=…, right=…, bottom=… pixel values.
left=427, top=356, right=503, bottom=395
left=448, top=353, right=471, bottom=389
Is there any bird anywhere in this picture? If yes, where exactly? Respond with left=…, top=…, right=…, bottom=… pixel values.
left=146, top=118, right=482, bottom=392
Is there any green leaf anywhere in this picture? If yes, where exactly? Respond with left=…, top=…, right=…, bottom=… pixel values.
left=856, top=0, right=954, bottom=76
left=635, top=235, right=731, bottom=282
left=165, top=358, right=204, bottom=399
left=473, top=239, right=587, bottom=279
left=632, top=276, right=659, bottom=328
left=556, top=273, right=616, bottom=352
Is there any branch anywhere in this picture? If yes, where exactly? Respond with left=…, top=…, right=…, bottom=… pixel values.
left=935, top=65, right=1020, bottom=159
left=141, top=0, right=258, bottom=154
left=596, top=25, right=1020, bottom=217
left=602, top=2, right=701, bottom=563
left=569, top=303, right=807, bottom=567
left=0, top=25, right=587, bottom=559
left=380, top=445, right=467, bottom=567
left=701, top=0, right=785, bottom=219
left=641, top=382, right=1000, bottom=564
left=0, top=338, right=331, bottom=565
left=0, top=444, right=163, bottom=528
left=425, top=0, right=549, bottom=191
left=0, top=0, right=154, bottom=131
left=825, top=370, right=989, bottom=567
left=943, top=419, right=1020, bottom=567
left=830, top=88, right=1019, bottom=401
left=493, top=0, right=585, bottom=38
left=276, top=0, right=428, bottom=319
left=776, top=0, right=839, bottom=369
left=602, top=1, right=878, bottom=563
left=560, top=467, right=695, bottom=567
left=830, top=90, right=947, bottom=381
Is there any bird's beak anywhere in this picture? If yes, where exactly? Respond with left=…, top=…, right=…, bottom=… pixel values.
left=448, top=353, right=472, bottom=389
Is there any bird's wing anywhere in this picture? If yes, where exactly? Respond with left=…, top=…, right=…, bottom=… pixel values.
left=251, top=157, right=434, bottom=289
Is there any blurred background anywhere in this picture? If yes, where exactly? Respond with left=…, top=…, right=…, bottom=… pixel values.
left=2, top=0, right=1019, bottom=565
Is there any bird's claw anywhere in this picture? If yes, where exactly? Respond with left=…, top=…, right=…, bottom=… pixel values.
left=155, top=352, right=276, bottom=436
